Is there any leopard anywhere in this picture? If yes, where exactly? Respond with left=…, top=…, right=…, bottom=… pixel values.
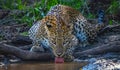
left=28, top=4, right=106, bottom=61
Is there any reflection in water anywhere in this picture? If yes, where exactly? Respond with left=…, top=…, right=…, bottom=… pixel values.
left=0, top=62, right=87, bottom=70
left=55, top=63, right=81, bottom=70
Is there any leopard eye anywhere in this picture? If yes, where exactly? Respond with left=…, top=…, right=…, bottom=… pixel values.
left=67, top=25, right=70, bottom=28
left=46, top=22, right=52, bottom=28
left=63, top=42, right=66, bottom=45
left=53, top=42, right=56, bottom=45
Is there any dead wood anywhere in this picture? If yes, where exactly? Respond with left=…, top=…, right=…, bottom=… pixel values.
left=10, top=35, right=32, bottom=46
left=74, top=41, right=120, bottom=58
left=0, top=43, right=54, bottom=61
left=99, top=24, right=120, bottom=34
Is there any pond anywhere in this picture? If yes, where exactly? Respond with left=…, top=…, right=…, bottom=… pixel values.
left=0, top=62, right=87, bottom=70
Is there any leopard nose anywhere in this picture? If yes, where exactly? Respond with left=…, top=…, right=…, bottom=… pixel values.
left=56, top=49, right=63, bottom=57
left=56, top=52, right=63, bottom=57
left=57, top=53, right=62, bottom=56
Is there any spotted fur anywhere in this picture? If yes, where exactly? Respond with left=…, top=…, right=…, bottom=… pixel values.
left=29, top=5, right=106, bottom=61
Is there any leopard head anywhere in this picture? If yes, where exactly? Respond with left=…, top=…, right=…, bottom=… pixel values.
left=42, top=15, right=78, bottom=58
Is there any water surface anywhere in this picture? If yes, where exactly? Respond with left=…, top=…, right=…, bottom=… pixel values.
left=1, top=62, right=87, bottom=70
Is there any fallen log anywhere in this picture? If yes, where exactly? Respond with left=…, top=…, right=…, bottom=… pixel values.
left=74, top=41, right=120, bottom=58
left=0, top=41, right=120, bottom=60
left=0, top=43, right=54, bottom=61
left=10, top=35, right=32, bottom=46
left=99, top=24, right=120, bottom=34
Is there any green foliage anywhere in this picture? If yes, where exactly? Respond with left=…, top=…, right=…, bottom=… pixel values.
left=0, top=0, right=119, bottom=26
left=0, top=0, right=86, bottom=27
left=21, top=2, right=43, bottom=26
left=16, top=0, right=26, bottom=10
left=106, top=0, right=120, bottom=14
left=45, top=0, right=58, bottom=10
left=20, top=32, right=29, bottom=36
left=0, top=0, right=26, bottom=10
left=106, top=0, right=120, bottom=24
left=58, top=0, right=83, bottom=9
left=0, top=0, right=15, bottom=9
left=109, top=20, right=113, bottom=25
left=87, top=13, right=96, bottom=19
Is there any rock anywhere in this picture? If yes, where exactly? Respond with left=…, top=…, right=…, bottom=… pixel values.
left=82, top=58, right=120, bottom=70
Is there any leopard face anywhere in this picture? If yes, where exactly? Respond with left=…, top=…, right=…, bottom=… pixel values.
left=42, top=15, right=78, bottom=58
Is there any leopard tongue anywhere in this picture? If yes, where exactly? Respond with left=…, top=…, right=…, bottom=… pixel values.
left=55, top=57, right=64, bottom=63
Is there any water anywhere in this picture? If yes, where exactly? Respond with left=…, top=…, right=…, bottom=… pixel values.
left=0, top=62, right=87, bottom=70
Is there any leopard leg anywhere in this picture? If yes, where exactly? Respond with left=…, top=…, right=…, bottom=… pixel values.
left=64, top=54, right=74, bottom=62
left=81, top=40, right=90, bottom=47
left=64, top=48, right=75, bottom=62
left=30, top=40, right=45, bottom=52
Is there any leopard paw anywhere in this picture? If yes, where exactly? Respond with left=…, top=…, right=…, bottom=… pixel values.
left=30, top=46, right=45, bottom=52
